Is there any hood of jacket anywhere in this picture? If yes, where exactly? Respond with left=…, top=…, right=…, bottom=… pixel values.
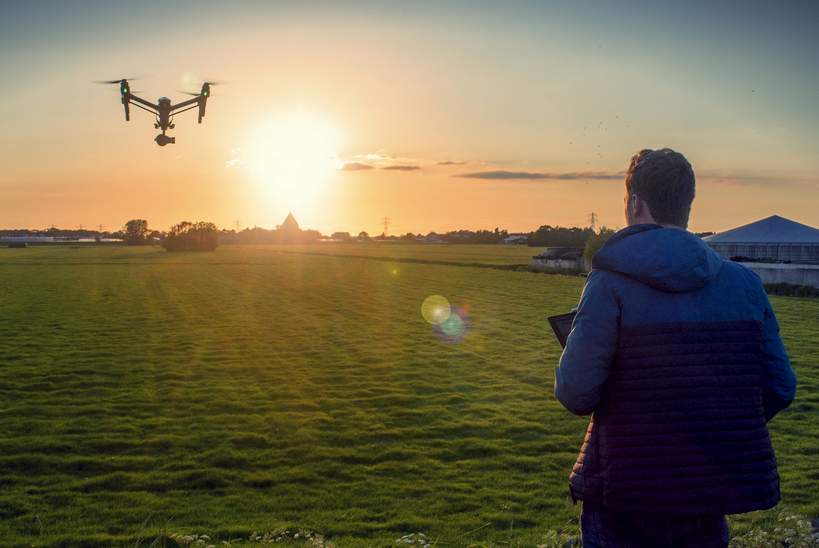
left=591, top=224, right=724, bottom=293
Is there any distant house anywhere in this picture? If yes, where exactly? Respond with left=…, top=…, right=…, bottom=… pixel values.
left=423, top=234, right=444, bottom=244
left=530, top=247, right=585, bottom=272
left=274, top=212, right=321, bottom=244
left=279, top=212, right=301, bottom=237
left=502, top=234, right=529, bottom=245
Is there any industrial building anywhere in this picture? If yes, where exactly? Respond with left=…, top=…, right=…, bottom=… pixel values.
left=704, top=215, right=819, bottom=289
left=704, top=215, right=819, bottom=265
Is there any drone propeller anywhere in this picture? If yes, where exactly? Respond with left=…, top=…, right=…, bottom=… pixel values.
left=202, top=80, right=225, bottom=86
left=177, top=90, right=201, bottom=96
left=93, top=77, right=140, bottom=84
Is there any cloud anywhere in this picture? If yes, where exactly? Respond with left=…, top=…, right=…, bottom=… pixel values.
left=340, top=152, right=419, bottom=171
left=360, top=152, right=391, bottom=162
left=698, top=170, right=818, bottom=188
left=437, top=160, right=468, bottom=165
left=224, top=147, right=245, bottom=169
left=381, top=165, right=421, bottom=171
left=454, top=170, right=624, bottom=180
left=341, top=162, right=374, bottom=171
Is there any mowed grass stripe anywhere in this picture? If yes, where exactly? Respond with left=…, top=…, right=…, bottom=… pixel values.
left=0, top=245, right=815, bottom=546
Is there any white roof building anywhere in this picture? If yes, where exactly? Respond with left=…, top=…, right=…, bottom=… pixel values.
left=502, top=234, right=529, bottom=245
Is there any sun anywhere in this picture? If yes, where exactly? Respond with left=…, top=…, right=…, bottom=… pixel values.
left=244, top=110, right=342, bottom=213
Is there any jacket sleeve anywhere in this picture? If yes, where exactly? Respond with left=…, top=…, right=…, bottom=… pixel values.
left=554, top=270, right=620, bottom=415
left=758, top=288, right=797, bottom=422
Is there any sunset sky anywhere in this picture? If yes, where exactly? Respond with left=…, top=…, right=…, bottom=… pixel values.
left=1, top=1, right=818, bottom=235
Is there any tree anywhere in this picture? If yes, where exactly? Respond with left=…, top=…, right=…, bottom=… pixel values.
left=357, top=231, right=370, bottom=241
left=529, top=225, right=593, bottom=247
left=123, top=219, right=149, bottom=245
left=162, top=221, right=219, bottom=252
left=583, top=227, right=616, bottom=265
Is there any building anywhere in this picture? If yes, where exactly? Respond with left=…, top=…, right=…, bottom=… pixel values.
left=704, top=215, right=819, bottom=289
left=502, top=234, right=529, bottom=245
left=530, top=247, right=585, bottom=272
left=704, top=215, right=819, bottom=265
left=279, top=212, right=300, bottom=235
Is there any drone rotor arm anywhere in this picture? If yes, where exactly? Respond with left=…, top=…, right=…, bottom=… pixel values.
left=170, top=96, right=202, bottom=111
left=168, top=103, right=199, bottom=117
left=127, top=99, right=159, bottom=117
left=128, top=94, right=159, bottom=110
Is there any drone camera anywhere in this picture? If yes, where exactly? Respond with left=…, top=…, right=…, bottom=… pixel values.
left=155, top=134, right=176, bottom=146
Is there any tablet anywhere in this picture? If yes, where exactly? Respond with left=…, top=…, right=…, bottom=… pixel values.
left=548, top=311, right=577, bottom=348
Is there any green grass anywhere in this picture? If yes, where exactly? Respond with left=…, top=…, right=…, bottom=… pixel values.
left=0, top=244, right=816, bottom=547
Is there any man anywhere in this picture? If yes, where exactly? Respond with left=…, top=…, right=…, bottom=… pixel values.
left=554, top=148, right=797, bottom=547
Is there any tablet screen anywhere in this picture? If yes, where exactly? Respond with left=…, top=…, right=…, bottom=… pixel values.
left=548, top=311, right=577, bottom=348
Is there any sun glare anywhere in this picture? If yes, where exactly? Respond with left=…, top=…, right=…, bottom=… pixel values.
left=245, top=111, right=342, bottom=214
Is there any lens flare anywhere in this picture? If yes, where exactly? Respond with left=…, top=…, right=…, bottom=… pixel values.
left=435, top=305, right=470, bottom=343
left=421, top=295, right=451, bottom=325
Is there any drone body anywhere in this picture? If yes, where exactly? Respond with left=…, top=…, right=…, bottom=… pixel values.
left=97, top=79, right=215, bottom=146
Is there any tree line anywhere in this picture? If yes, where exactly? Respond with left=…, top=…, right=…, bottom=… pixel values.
left=5, top=219, right=716, bottom=254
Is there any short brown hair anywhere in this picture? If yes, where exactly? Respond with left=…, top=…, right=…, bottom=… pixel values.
left=625, top=148, right=695, bottom=228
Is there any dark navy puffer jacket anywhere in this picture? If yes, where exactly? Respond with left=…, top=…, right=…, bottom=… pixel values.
left=555, top=224, right=797, bottom=515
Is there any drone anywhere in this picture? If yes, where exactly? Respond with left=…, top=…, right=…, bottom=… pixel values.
left=95, top=78, right=219, bottom=146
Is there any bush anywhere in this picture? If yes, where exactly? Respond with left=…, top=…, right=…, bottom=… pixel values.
left=162, top=221, right=219, bottom=252
left=764, top=283, right=819, bottom=298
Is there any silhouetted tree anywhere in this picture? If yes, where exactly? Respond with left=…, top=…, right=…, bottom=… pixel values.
left=358, top=231, right=370, bottom=241
left=124, top=219, right=149, bottom=245
left=528, top=225, right=594, bottom=247
left=583, top=227, right=616, bottom=264
left=162, top=221, right=219, bottom=252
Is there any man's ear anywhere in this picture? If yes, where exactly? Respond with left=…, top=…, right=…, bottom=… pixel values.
left=634, top=196, right=653, bottom=221
left=633, top=196, right=643, bottom=217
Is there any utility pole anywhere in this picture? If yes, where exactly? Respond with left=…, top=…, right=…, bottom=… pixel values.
left=97, top=224, right=104, bottom=233
left=235, top=220, right=241, bottom=232
left=382, top=216, right=391, bottom=237
left=587, top=212, right=598, bottom=233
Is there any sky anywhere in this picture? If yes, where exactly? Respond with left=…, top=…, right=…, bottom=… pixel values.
left=1, top=0, right=818, bottom=235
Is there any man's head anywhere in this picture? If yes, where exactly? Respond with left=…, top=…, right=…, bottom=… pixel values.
left=623, top=148, right=695, bottom=229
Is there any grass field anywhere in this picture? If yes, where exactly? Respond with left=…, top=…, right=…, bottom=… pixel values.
left=0, top=244, right=816, bottom=546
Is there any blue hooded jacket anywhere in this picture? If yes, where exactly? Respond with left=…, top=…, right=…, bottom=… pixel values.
left=554, top=224, right=797, bottom=514
left=556, top=224, right=796, bottom=418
